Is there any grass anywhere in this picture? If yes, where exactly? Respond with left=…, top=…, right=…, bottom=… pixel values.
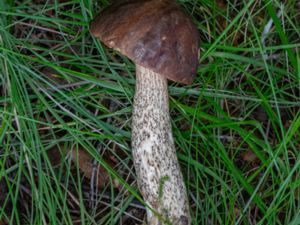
left=0, top=0, right=300, bottom=224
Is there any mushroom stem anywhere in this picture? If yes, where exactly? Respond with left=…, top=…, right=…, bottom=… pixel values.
left=132, top=65, right=190, bottom=225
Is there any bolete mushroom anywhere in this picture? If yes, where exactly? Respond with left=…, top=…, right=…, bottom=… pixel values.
left=90, top=1, right=199, bottom=224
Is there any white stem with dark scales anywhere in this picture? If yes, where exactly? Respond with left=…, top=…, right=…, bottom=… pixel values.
left=132, top=65, right=190, bottom=225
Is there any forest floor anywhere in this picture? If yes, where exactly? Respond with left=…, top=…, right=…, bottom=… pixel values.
left=1, top=0, right=300, bottom=224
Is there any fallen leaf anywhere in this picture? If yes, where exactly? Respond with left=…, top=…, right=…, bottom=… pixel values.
left=70, top=147, right=118, bottom=189
left=47, top=144, right=119, bottom=189
left=243, top=151, right=258, bottom=163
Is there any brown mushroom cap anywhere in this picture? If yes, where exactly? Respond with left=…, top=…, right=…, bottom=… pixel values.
left=90, top=0, right=200, bottom=84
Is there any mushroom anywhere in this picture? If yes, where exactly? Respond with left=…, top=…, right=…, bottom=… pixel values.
left=90, top=1, right=199, bottom=224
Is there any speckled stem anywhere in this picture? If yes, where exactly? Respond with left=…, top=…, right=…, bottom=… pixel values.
left=131, top=65, right=190, bottom=225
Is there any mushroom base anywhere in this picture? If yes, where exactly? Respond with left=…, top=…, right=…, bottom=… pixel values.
left=132, top=65, right=190, bottom=225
